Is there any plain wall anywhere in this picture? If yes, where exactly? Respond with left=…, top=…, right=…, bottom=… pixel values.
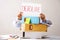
left=0, top=0, right=60, bottom=36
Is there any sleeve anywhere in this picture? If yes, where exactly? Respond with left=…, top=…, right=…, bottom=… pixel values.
left=47, top=20, right=52, bottom=25
left=46, top=20, right=52, bottom=27
left=13, top=18, right=22, bottom=28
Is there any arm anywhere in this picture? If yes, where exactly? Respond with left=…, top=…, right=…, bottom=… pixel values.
left=45, top=20, right=52, bottom=27
left=16, top=12, right=23, bottom=27
left=15, top=19, right=22, bottom=27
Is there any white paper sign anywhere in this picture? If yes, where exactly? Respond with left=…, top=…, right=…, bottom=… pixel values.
left=20, top=3, right=41, bottom=17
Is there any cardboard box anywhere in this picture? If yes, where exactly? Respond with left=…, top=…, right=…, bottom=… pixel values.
left=25, top=24, right=47, bottom=32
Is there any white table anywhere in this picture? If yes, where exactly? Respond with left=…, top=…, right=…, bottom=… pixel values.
left=0, top=35, right=60, bottom=40
left=20, top=36, right=60, bottom=40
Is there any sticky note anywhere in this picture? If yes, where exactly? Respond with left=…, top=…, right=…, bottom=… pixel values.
left=31, top=17, right=40, bottom=24
left=24, top=18, right=31, bottom=24
left=21, top=17, right=24, bottom=23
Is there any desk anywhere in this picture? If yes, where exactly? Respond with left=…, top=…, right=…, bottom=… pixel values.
left=0, top=35, right=60, bottom=40
left=21, top=24, right=47, bottom=38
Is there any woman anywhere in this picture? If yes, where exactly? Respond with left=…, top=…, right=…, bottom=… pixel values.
left=39, top=13, right=52, bottom=27
left=14, top=12, right=25, bottom=37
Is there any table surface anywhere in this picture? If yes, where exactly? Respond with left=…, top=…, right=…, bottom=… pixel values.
left=0, top=35, right=60, bottom=40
